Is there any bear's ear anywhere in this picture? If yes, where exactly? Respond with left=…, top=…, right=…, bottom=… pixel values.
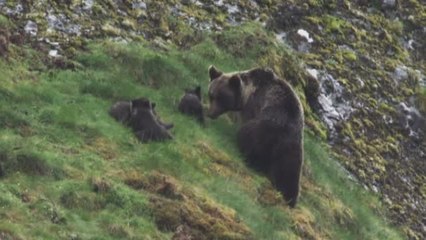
left=249, top=68, right=275, bottom=81
left=194, top=86, right=201, bottom=99
left=151, top=102, right=156, bottom=109
left=229, top=75, right=241, bottom=91
left=209, top=65, right=223, bottom=81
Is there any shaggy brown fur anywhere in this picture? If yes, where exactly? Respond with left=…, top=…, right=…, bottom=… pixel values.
left=127, top=98, right=173, bottom=143
left=109, top=99, right=173, bottom=130
left=207, top=66, right=304, bottom=207
left=178, top=86, right=204, bottom=124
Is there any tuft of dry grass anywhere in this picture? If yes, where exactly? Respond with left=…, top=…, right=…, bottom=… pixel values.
left=125, top=171, right=252, bottom=239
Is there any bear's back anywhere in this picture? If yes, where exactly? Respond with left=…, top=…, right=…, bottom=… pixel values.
left=109, top=101, right=131, bottom=123
left=128, top=109, right=157, bottom=132
left=178, top=94, right=202, bottom=113
left=241, top=72, right=303, bottom=131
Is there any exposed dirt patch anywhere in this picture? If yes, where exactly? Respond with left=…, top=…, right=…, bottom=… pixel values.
left=85, top=137, right=118, bottom=161
left=291, top=207, right=329, bottom=240
left=15, top=153, right=50, bottom=176
left=197, top=141, right=253, bottom=185
left=171, top=224, right=193, bottom=240
left=60, top=191, right=105, bottom=211
left=91, top=177, right=111, bottom=193
left=125, top=171, right=252, bottom=239
left=256, top=182, right=283, bottom=206
left=0, top=28, right=9, bottom=57
left=0, top=230, right=21, bottom=240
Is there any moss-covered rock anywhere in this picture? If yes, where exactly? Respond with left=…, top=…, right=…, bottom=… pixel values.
left=268, top=0, right=425, bottom=237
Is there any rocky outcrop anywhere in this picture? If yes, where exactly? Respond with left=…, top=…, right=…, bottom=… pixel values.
left=269, top=1, right=425, bottom=238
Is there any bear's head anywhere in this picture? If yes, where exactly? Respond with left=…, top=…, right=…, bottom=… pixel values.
left=131, top=97, right=155, bottom=115
left=184, top=86, right=202, bottom=100
left=207, top=65, right=242, bottom=119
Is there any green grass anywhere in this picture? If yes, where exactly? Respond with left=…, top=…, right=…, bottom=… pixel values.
left=0, top=23, right=404, bottom=239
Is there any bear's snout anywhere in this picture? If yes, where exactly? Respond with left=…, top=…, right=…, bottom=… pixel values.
left=207, top=106, right=222, bottom=119
left=207, top=110, right=219, bottom=119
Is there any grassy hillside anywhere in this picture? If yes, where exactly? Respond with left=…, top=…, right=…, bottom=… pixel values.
left=0, top=24, right=403, bottom=239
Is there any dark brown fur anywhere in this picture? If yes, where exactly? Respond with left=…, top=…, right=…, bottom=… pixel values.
left=127, top=98, right=173, bottom=143
left=178, top=86, right=204, bottom=124
left=109, top=101, right=132, bottom=124
left=109, top=99, right=173, bottom=130
left=207, top=66, right=304, bottom=207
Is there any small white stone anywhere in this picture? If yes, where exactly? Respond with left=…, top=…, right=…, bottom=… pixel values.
left=297, top=29, right=314, bottom=43
left=275, top=32, right=286, bottom=43
left=357, top=77, right=365, bottom=87
left=215, top=0, right=224, bottom=6
left=24, top=21, right=38, bottom=36
left=226, top=4, right=239, bottom=14
left=382, top=0, right=396, bottom=7
left=83, top=0, right=94, bottom=11
left=132, top=1, right=147, bottom=10
left=406, top=39, right=415, bottom=50
left=194, top=0, right=203, bottom=7
left=49, top=50, right=58, bottom=57
left=394, top=65, right=409, bottom=82
left=306, top=68, right=319, bottom=80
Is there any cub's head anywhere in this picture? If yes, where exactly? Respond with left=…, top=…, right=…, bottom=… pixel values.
left=207, top=65, right=242, bottom=119
left=184, top=86, right=202, bottom=100
left=131, top=98, right=155, bottom=115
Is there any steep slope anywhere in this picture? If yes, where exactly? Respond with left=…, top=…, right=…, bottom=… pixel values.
left=0, top=34, right=402, bottom=239
left=1, top=0, right=424, bottom=239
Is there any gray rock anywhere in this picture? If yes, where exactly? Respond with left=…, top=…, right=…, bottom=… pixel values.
left=382, top=0, right=397, bottom=8
left=132, top=1, right=147, bottom=10
left=398, top=102, right=426, bottom=138
left=82, top=0, right=94, bottom=11
left=4, top=3, right=23, bottom=16
left=47, top=13, right=81, bottom=35
left=307, top=68, right=354, bottom=134
left=24, top=21, right=38, bottom=37
left=393, top=65, right=409, bottom=82
left=414, top=70, right=425, bottom=87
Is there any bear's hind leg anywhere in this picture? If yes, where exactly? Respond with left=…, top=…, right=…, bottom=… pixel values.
left=271, top=141, right=303, bottom=208
left=238, top=120, right=276, bottom=173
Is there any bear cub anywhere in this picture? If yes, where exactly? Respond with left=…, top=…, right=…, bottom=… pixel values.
left=128, top=98, right=173, bottom=142
left=109, top=101, right=132, bottom=124
left=109, top=99, right=174, bottom=130
left=109, top=98, right=173, bottom=143
left=207, top=65, right=304, bottom=207
left=178, top=86, right=204, bottom=124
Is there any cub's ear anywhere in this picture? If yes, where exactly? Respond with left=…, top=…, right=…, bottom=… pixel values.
left=132, top=98, right=151, bottom=109
left=209, top=65, right=223, bottom=81
left=194, top=86, right=201, bottom=99
left=151, top=102, right=156, bottom=109
left=229, top=75, right=241, bottom=90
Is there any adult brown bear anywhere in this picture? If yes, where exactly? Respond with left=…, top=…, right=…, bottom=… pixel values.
left=207, top=66, right=304, bottom=207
